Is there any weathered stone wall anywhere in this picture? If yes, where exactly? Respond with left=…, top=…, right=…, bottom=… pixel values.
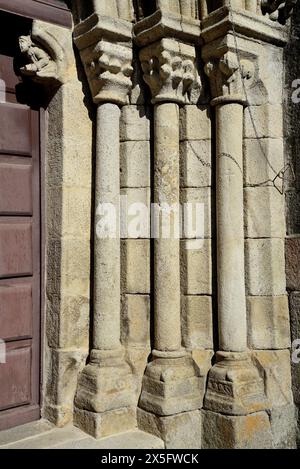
left=242, top=37, right=294, bottom=448
left=284, top=2, right=300, bottom=446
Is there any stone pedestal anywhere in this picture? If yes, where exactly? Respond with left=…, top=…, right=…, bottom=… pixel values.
left=202, top=409, right=273, bottom=449
left=74, top=349, right=135, bottom=438
left=204, top=352, right=268, bottom=415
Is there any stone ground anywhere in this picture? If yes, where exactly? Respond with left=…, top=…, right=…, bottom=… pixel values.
left=0, top=420, right=164, bottom=449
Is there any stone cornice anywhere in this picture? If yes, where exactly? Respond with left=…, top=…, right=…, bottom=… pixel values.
left=74, top=13, right=132, bottom=49
left=140, top=38, right=201, bottom=105
left=201, top=6, right=288, bottom=46
left=134, top=9, right=201, bottom=47
left=73, top=14, right=133, bottom=105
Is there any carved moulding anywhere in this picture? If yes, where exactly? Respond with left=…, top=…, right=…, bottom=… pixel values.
left=19, top=19, right=73, bottom=86
left=74, top=14, right=133, bottom=105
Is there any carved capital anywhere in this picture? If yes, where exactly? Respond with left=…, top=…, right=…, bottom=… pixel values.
left=80, top=40, right=133, bottom=105
left=204, top=51, right=255, bottom=105
left=19, top=20, right=73, bottom=86
left=74, top=15, right=133, bottom=105
left=261, top=0, right=298, bottom=24
left=140, top=38, right=201, bottom=105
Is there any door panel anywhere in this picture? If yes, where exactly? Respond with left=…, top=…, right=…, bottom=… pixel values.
left=0, top=282, right=33, bottom=340
left=0, top=342, right=32, bottom=411
left=0, top=12, right=41, bottom=430
left=0, top=159, right=33, bottom=215
left=0, top=103, right=32, bottom=155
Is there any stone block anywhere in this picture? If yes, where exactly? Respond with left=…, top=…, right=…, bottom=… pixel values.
left=244, top=104, right=283, bottom=139
left=43, top=348, right=87, bottom=427
left=182, top=296, right=213, bottom=350
left=180, top=105, right=211, bottom=141
left=245, top=238, right=286, bottom=296
left=74, top=407, right=137, bottom=440
left=247, top=295, right=291, bottom=350
left=120, top=141, right=150, bottom=188
left=286, top=237, right=300, bottom=290
left=243, top=138, right=284, bottom=187
left=121, top=239, right=150, bottom=294
left=181, top=239, right=212, bottom=295
left=252, top=350, right=294, bottom=408
left=202, top=410, right=273, bottom=449
left=47, top=293, right=90, bottom=349
left=121, top=294, right=150, bottom=346
left=47, top=80, right=93, bottom=189
left=47, top=186, right=91, bottom=238
left=269, top=404, right=297, bottom=449
left=180, top=187, right=212, bottom=239
left=180, top=140, right=212, bottom=188
left=138, top=408, right=202, bottom=449
left=120, top=105, right=151, bottom=141
left=47, top=237, right=91, bottom=298
left=120, top=187, right=151, bottom=238
left=244, top=186, right=285, bottom=238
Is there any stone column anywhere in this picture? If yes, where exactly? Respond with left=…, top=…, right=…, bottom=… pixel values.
left=153, top=101, right=181, bottom=354
left=202, top=48, right=272, bottom=447
left=215, top=101, right=247, bottom=353
left=135, top=37, right=203, bottom=448
left=73, top=15, right=135, bottom=438
left=93, top=102, right=121, bottom=352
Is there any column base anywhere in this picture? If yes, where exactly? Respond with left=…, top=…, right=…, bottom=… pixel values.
left=204, top=351, right=269, bottom=415
left=202, top=409, right=273, bottom=449
left=74, top=349, right=135, bottom=437
left=138, top=407, right=201, bottom=449
left=138, top=350, right=203, bottom=416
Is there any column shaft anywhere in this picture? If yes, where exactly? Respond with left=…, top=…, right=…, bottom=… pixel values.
left=94, top=102, right=121, bottom=350
left=216, top=103, right=247, bottom=352
left=154, top=102, right=181, bottom=352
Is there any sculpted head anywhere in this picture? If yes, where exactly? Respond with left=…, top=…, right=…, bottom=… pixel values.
left=19, top=36, right=33, bottom=53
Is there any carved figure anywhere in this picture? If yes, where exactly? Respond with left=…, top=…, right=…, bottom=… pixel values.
left=19, top=35, right=57, bottom=80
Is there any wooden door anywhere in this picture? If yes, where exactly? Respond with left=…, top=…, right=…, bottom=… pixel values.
left=0, top=12, right=41, bottom=430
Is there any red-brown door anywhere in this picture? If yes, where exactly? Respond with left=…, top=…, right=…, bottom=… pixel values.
left=0, top=13, right=41, bottom=430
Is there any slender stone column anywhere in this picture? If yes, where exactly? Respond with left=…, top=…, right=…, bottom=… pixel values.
left=93, top=103, right=121, bottom=352
left=73, top=15, right=135, bottom=438
left=135, top=37, right=203, bottom=447
left=215, top=102, right=247, bottom=352
left=153, top=102, right=182, bottom=353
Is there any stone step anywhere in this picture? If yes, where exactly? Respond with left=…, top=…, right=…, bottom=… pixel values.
left=0, top=420, right=164, bottom=449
